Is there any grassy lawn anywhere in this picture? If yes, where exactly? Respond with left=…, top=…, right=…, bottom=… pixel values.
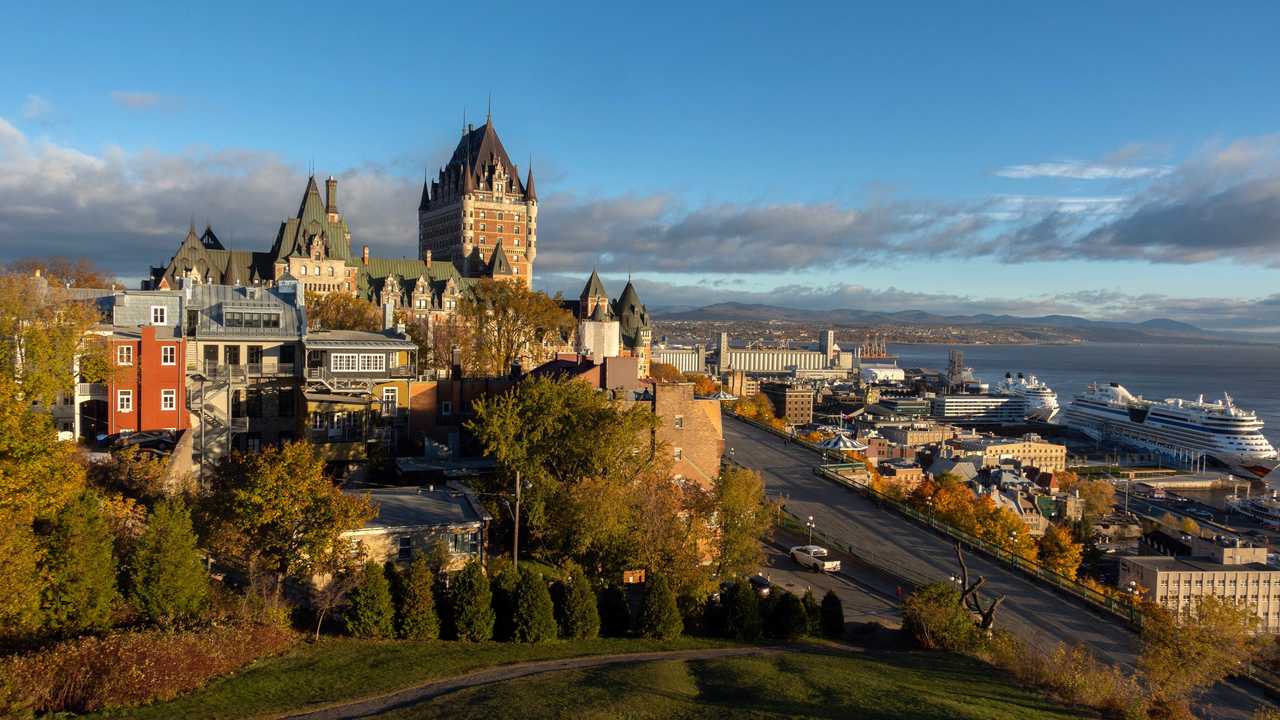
left=94, top=637, right=731, bottom=720
left=372, top=646, right=1092, bottom=720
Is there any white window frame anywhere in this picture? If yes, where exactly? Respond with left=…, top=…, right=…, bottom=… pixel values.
left=673, top=447, right=683, bottom=460
left=117, top=345, right=133, bottom=366
left=161, top=345, right=176, bottom=365
left=331, top=353, right=358, bottom=372
left=381, top=387, right=398, bottom=415
left=150, top=306, right=167, bottom=325
left=161, top=389, right=176, bottom=411
left=358, top=354, right=386, bottom=372
left=117, top=389, right=133, bottom=413
left=674, top=415, right=684, bottom=430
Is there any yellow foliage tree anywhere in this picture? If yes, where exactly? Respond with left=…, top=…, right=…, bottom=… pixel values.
left=1037, top=524, right=1083, bottom=579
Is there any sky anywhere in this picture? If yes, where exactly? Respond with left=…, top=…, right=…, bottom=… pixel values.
left=3, top=2, right=1280, bottom=331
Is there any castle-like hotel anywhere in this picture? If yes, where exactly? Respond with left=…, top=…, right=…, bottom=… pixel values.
left=143, top=114, right=651, bottom=373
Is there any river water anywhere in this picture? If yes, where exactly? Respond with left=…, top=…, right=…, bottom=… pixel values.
left=888, top=342, right=1280, bottom=447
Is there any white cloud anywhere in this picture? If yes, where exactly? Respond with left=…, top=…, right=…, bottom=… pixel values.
left=21, top=94, right=53, bottom=121
left=995, top=161, right=1172, bottom=180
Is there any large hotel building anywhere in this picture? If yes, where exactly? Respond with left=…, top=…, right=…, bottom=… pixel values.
left=418, top=115, right=538, bottom=287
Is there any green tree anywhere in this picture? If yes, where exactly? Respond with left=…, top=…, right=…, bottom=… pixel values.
left=0, top=380, right=88, bottom=522
left=490, top=562, right=520, bottom=641
left=468, top=375, right=659, bottom=569
left=458, top=280, right=575, bottom=376
left=767, top=591, right=808, bottom=640
left=720, top=580, right=762, bottom=641
left=902, top=583, right=979, bottom=652
left=202, top=442, right=373, bottom=598
left=397, top=555, right=440, bottom=640
left=512, top=569, right=558, bottom=643
left=714, top=466, right=772, bottom=579
left=557, top=563, right=600, bottom=639
left=41, top=491, right=119, bottom=635
left=599, top=585, right=631, bottom=637
left=637, top=575, right=683, bottom=640
left=1037, top=524, right=1083, bottom=580
left=129, top=497, right=209, bottom=627
left=345, top=561, right=395, bottom=639
left=449, top=559, right=495, bottom=641
left=820, top=590, right=844, bottom=638
left=801, top=589, right=821, bottom=636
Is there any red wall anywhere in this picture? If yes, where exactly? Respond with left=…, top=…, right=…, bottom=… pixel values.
left=107, top=326, right=189, bottom=435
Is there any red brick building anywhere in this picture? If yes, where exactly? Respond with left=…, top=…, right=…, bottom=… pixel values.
left=107, top=325, right=189, bottom=435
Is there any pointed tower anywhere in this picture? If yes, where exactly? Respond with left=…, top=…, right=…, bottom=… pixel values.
left=418, top=114, right=537, bottom=287
left=615, top=280, right=653, bottom=377
left=579, top=269, right=609, bottom=319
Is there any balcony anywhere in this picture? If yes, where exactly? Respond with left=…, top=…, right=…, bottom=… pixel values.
left=76, top=382, right=106, bottom=400
left=388, top=366, right=415, bottom=378
left=308, top=426, right=366, bottom=443
left=228, top=417, right=250, bottom=433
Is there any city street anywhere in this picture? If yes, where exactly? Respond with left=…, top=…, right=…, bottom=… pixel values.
left=725, top=416, right=1269, bottom=719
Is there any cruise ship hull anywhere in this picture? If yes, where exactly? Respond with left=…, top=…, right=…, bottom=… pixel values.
left=1065, top=389, right=1278, bottom=474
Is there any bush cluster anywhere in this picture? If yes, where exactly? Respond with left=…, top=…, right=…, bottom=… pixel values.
left=703, top=580, right=843, bottom=642
left=0, top=622, right=294, bottom=715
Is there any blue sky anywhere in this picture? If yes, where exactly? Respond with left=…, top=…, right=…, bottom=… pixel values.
left=3, top=2, right=1280, bottom=329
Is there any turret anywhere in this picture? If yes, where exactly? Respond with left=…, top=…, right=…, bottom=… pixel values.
left=525, top=166, right=537, bottom=201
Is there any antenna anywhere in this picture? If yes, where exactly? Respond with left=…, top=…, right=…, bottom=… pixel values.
left=487, top=92, right=492, bottom=122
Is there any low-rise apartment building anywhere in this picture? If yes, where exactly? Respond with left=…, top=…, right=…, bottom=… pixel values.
left=946, top=434, right=1067, bottom=473
left=1120, top=536, right=1280, bottom=632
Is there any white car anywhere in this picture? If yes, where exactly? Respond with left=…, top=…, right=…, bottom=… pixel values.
left=790, top=545, right=841, bottom=572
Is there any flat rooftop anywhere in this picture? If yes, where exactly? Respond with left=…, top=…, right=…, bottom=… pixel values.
left=1127, top=555, right=1276, bottom=573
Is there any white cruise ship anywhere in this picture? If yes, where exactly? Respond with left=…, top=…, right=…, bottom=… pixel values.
left=994, top=372, right=1060, bottom=422
left=1065, top=383, right=1278, bottom=474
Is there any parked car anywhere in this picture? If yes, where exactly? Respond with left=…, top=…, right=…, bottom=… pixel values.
left=790, top=545, right=841, bottom=572
left=747, top=574, right=774, bottom=598
left=1188, top=508, right=1214, bottom=520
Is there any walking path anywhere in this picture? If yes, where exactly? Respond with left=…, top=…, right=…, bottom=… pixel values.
left=282, top=646, right=784, bottom=720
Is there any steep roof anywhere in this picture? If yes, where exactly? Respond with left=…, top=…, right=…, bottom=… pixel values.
left=488, top=242, right=514, bottom=276
left=447, top=118, right=525, bottom=195
left=525, top=166, right=537, bottom=201
left=269, top=176, right=354, bottom=262
left=356, top=256, right=474, bottom=306
left=615, top=280, right=651, bottom=349
left=580, top=270, right=608, bottom=300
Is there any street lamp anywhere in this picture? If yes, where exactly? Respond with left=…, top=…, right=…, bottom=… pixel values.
left=806, top=515, right=815, bottom=544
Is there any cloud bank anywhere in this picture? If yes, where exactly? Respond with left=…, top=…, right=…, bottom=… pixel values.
left=2, top=116, right=1280, bottom=329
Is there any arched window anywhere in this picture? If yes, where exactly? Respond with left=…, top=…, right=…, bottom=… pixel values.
left=299, top=265, right=307, bottom=276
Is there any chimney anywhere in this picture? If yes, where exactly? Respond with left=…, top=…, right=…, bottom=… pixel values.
left=510, top=361, right=523, bottom=381
left=382, top=302, right=394, bottom=330
left=425, top=250, right=432, bottom=269
left=361, top=245, right=369, bottom=266
left=326, top=176, right=338, bottom=214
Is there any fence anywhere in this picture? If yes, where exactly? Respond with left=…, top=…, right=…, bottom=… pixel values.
left=729, top=410, right=1280, bottom=693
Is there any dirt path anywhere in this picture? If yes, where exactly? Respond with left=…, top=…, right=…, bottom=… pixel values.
left=280, top=646, right=785, bottom=720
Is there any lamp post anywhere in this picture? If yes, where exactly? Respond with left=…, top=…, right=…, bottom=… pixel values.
left=513, top=469, right=522, bottom=572
left=807, top=515, right=815, bottom=544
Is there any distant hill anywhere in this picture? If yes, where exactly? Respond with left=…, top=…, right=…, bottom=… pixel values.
left=650, top=302, right=1274, bottom=345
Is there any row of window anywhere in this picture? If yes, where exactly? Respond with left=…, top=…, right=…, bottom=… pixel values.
left=298, top=265, right=349, bottom=277
left=117, top=389, right=177, bottom=412
left=475, top=210, right=524, bottom=221
left=395, top=531, right=479, bottom=560
left=224, top=311, right=282, bottom=329
left=331, top=353, right=386, bottom=372
left=117, top=345, right=178, bottom=366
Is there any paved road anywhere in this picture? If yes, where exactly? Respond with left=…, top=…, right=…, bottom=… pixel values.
left=283, top=646, right=783, bottom=720
left=725, top=417, right=1269, bottom=720
left=762, top=536, right=901, bottom=626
